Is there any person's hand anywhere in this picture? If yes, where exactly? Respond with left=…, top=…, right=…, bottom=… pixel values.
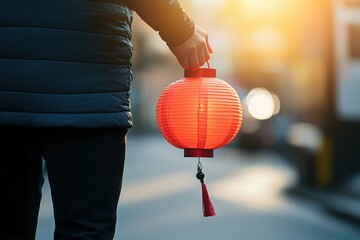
left=169, top=25, right=213, bottom=69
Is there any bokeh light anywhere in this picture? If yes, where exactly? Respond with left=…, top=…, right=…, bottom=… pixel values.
left=246, top=88, right=275, bottom=120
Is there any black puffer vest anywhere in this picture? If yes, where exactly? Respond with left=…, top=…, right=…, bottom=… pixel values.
left=0, top=0, right=134, bottom=127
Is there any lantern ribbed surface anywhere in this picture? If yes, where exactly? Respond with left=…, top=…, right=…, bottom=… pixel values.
left=156, top=68, right=242, bottom=155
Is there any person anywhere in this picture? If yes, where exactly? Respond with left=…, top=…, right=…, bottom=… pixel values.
left=0, top=0, right=212, bottom=239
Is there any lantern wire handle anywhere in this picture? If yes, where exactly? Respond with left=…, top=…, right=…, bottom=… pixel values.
left=206, top=61, right=210, bottom=69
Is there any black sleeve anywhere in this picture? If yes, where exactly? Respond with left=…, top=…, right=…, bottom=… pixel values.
left=122, top=0, right=195, bottom=46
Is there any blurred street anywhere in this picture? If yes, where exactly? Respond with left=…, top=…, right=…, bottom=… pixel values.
left=36, top=133, right=360, bottom=240
left=2, top=0, right=359, bottom=239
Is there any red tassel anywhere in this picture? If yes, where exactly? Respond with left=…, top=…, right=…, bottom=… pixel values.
left=201, top=182, right=216, bottom=217
left=196, top=160, right=216, bottom=217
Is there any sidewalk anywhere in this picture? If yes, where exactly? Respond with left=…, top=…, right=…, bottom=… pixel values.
left=287, top=178, right=360, bottom=226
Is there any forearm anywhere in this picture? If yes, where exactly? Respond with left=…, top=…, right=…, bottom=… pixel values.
left=122, top=0, right=194, bottom=46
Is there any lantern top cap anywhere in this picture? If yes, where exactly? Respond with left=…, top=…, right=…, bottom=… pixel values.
left=184, top=68, right=216, bottom=78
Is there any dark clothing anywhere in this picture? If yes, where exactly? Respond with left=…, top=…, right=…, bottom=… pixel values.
left=123, top=0, right=195, bottom=46
left=0, top=127, right=127, bottom=239
left=0, top=0, right=194, bottom=127
left=0, top=1, right=194, bottom=239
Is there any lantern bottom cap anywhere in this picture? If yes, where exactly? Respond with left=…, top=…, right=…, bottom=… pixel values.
left=184, top=148, right=214, bottom=158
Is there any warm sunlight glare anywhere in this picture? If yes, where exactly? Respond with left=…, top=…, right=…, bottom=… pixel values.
left=250, top=27, right=284, bottom=54
left=191, top=0, right=225, bottom=8
left=239, top=0, right=291, bottom=16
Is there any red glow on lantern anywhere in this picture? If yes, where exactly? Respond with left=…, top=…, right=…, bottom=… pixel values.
left=156, top=68, right=242, bottom=157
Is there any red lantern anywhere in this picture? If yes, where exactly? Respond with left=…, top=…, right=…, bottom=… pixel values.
left=156, top=67, right=242, bottom=217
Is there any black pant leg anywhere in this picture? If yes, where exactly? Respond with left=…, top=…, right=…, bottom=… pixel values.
left=0, top=127, right=44, bottom=240
left=43, top=127, right=127, bottom=240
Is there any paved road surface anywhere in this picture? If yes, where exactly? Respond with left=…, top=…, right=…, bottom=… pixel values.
left=36, top=134, right=360, bottom=240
